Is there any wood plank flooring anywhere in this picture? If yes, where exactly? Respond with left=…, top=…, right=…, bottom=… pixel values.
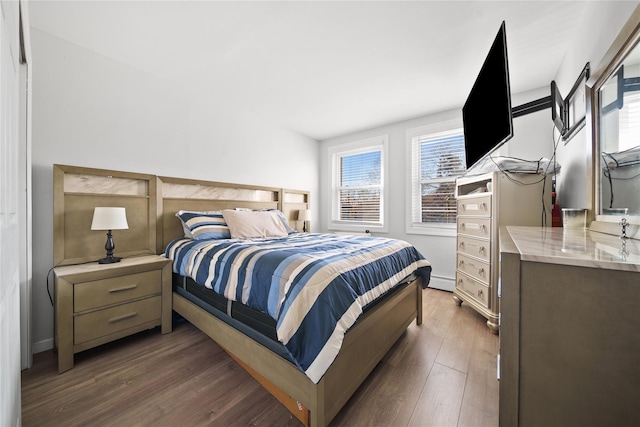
left=21, top=288, right=499, bottom=426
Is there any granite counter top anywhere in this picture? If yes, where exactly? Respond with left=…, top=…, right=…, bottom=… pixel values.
left=500, top=226, right=640, bottom=272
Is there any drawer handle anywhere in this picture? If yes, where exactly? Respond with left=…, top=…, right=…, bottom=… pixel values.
left=108, top=312, right=138, bottom=323
left=459, top=242, right=465, bottom=248
left=480, top=202, right=487, bottom=210
left=477, top=289, right=484, bottom=298
left=458, top=260, right=464, bottom=267
left=108, top=284, right=138, bottom=293
left=478, top=267, right=485, bottom=276
left=479, top=246, right=486, bottom=254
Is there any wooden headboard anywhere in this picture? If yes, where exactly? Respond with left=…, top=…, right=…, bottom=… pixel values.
left=53, top=164, right=157, bottom=266
left=53, top=164, right=310, bottom=265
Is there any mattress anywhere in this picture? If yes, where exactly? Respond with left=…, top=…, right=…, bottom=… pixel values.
left=165, top=232, right=432, bottom=382
left=174, top=270, right=418, bottom=346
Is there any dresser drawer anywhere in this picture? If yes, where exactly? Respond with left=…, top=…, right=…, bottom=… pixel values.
left=74, top=270, right=161, bottom=312
left=457, top=216, right=491, bottom=238
left=74, top=295, right=161, bottom=345
left=457, top=253, right=490, bottom=285
left=457, top=195, right=491, bottom=216
left=457, top=235, right=490, bottom=262
left=456, top=272, right=490, bottom=308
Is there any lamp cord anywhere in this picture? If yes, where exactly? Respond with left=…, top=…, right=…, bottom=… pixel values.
left=46, top=266, right=54, bottom=306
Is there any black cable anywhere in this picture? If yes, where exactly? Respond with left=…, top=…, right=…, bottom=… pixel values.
left=46, top=266, right=54, bottom=306
left=46, top=259, right=103, bottom=306
left=487, top=123, right=562, bottom=227
left=541, top=124, right=563, bottom=226
left=603, top=165, right=640, bottom=208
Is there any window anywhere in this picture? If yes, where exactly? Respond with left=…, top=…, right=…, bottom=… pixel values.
left=620, top=91, right=640, bottom=151
left=330, top=135, right=388, bottom=232
left=406, top=124, right=466, bottom=235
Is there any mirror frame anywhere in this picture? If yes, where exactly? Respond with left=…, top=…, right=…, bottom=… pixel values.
left=586, top=6, right=640, bottom=239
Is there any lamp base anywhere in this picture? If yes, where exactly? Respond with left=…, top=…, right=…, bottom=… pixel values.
left=98, top=255, right=122, bottom=264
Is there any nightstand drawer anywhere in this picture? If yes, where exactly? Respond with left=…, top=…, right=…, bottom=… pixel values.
left=74, top=295, right=161, bottom=344
left=456, top=272, right=489, bottom=308
left=74, top=270, right=161, bottom=312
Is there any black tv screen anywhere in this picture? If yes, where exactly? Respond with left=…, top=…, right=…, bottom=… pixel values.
left=462, top=21, right=513, bottom=170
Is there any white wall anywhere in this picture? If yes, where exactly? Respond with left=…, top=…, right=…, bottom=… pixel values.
left=30, top=28, right=319, bottom=352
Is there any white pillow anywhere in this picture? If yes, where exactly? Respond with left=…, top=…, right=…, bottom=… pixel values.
left=221, top=209, right=289, bottom=239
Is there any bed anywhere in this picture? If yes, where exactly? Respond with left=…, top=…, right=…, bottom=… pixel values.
left=52, top=165, right=432, bottom=427
left=158, top=178, right=432, bottom=426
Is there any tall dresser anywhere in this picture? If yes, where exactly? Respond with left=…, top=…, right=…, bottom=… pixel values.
left=454, top=171, right=551, bottom=333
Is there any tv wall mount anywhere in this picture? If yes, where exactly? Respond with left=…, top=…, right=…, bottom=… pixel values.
left=512, top=63, right=591, bottom=144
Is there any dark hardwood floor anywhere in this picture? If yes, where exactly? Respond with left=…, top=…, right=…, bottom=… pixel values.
left=21, top=288, right=498, bottom=426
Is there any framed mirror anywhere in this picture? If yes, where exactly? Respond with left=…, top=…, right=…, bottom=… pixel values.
left=587, top=8, right=640, bottom=239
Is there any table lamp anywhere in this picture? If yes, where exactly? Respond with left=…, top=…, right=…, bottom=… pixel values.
left=297, top=209, right=311, bottom=233
left=91, top=207, right=129, bottom=264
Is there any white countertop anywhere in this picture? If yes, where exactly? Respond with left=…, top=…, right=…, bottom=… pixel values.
left=501, top=226, right=640, bottom=272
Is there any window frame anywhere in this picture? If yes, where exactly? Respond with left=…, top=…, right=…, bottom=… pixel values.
left=328, top=135, right=389, bottom=233
left=405, top=120, right=465, bottom=237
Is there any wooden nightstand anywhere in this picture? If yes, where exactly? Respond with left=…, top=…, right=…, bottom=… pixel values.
left=54, top=255, right=172, bottom=373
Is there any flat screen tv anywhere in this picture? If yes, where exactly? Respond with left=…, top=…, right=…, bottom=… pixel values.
left=462, top=21, right=513, bottom=170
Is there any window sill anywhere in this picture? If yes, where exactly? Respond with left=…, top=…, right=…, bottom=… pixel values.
left=405, top=224, right=456, bottom=237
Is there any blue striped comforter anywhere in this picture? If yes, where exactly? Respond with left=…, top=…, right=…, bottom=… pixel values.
left=165, top=232, right=432, bottom=383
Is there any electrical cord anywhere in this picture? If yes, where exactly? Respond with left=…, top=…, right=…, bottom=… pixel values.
left=46, top=259, right=106, bottom=306
left=487, top=124, right=561, bottom=227
left=602, top=165, right=640, bottom=208
left=46, top=266, right=55, bottom=306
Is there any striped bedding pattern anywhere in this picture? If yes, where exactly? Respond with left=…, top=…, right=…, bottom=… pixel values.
left=165, top=232, right=432, bottom=383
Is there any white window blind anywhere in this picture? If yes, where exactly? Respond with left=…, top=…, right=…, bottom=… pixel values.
left=410, top=130, right=466, bottom=224
left=620, top=91, right=640, bottom=151
left=330, top=138, right=386, bottom=228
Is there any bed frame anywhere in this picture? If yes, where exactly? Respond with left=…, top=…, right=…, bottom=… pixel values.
left=53, top=164, right=424, bottom=427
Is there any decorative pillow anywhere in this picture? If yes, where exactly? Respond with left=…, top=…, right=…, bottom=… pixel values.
left=221, top=209, right=289, bottom=239
left=233, top=208, right=296, bottom=234
left=270, top=209, right=297, bottom=234
left=176, top=210, right=231, bottom=240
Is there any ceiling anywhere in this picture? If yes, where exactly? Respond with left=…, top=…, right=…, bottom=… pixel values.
left=27, top=1, right=594, bottom=141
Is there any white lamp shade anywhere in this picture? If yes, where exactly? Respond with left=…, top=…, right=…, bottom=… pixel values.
left=91, top=207, right=129, bottom=230
left=297, top=209, right=311, bottom=222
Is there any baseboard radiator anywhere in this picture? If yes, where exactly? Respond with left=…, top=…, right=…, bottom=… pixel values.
left=333, top=230, right=371, bottom=236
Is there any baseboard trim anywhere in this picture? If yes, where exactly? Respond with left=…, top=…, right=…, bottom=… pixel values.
left=33, top=338, right=54, bottom=355
left=426, top=274, right=454, bottom=292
